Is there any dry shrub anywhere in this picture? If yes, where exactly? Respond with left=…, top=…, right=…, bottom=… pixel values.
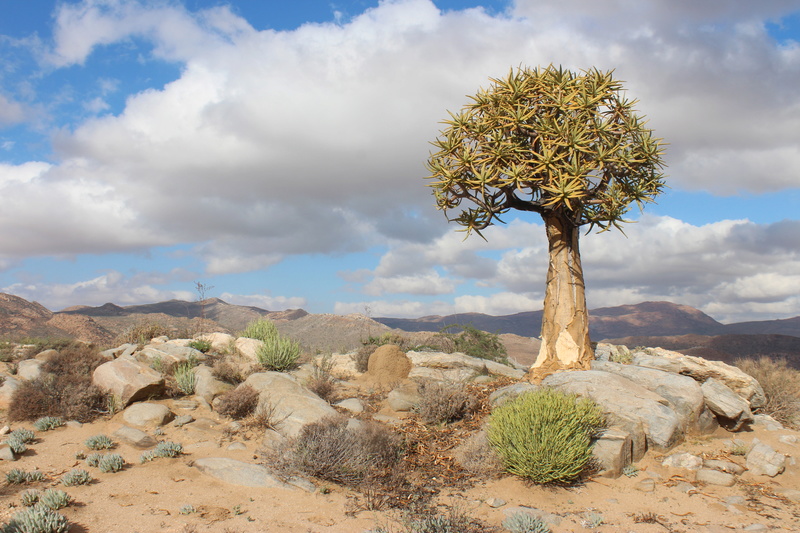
left=736, top=356, right=800, bottom=428
left=117, top=321, right=171, bottom=345
left=9, top=345, right=108, bottom=422
left=414, top=380, right=477, bottom=425
left=211, top=358, right=252, bottom=385
left=453, top=430, right=505, bottom=477
left=355, top=345, right=378, bottom=373
left=306, top=355, right=337, bottom=403
left=274, top=416, right=401, bottom=486
left=216, top=385, right=259, bottom=420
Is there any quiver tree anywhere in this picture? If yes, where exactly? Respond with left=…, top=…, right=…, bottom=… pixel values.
left=426, top=65, right=666, bottom=380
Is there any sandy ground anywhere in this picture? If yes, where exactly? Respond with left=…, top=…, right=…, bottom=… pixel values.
left=1, top=385, right=799, bottom=533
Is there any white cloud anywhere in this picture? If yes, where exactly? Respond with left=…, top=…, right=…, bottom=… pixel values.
left=0, top=94, right=25, bottom=125
left=364, top=271, right=457, bottom=296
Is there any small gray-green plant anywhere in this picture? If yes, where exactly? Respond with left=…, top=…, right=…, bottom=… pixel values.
left=10, top=428, right=36, bottom=443
left=98, top=453, right=125, bottom=473
left=149, top=354, right=165, bottom=374
left=26, top=470, right=45, bottom=482
left=85, top=453, right=103, bottom=467
left=502, top=512, right=551, bottom=533
left=38, top=489, right=72, bottom=511
left=173, top=362, right=197, bottom=395
left=140, top=440, right=183, bottom=462
left=488, top=388, right=604, bottom=484
left=84, top=434, right=115, bottom=450
left=6, top=468, right=29, bottom=484
left=61, top=469, right=91, bottom=486
left=5, top=434, right=28, bottom=455
left=730, top=443, right=748, bottom=456
left=256, top=335, right=301, bottom=371
left=179, top=504, right=196, bottom=515
left=622, top=464, right=639, bottom=478
left=581, top=512, right=604, bottom=529
left=20, top=490, right=40, bottom=507
left=1, top=506, right=70, bottom=533
left=609, top=347, right=633, bottom=364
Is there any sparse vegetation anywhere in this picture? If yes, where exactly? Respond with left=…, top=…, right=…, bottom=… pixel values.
left=98, top=453, right=125, bottom=473
left=38, top=489, right=73, bottom=511
left=736, top=356, right=800, bottom=428
left=188, top=339, right=212, bottom=353
left=118, top=321, right=171, bottom=345
left=140, top=441, right=183, bottom=463
left=305, top=355, right=337, bottom=403
left=622, top=464, right=639, bottom=478
left=216, top=385, right=259, bottom=420
left=413, top=380, right=477, bottom=425
left=20, top=489, right=40, bottom=507
left=437, top=324, right=509, bottom=364
left=488, top=388, right=604, bottom=484
left=6, top=468, right=41, bottom=485
left=211, top=358, right=251, bottom=385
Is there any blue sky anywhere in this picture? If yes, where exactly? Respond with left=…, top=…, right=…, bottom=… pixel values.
left=0, top=0, right=799, bottom=324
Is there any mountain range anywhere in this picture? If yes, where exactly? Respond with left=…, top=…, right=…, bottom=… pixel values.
left=1, top=293, right=798, bottom=367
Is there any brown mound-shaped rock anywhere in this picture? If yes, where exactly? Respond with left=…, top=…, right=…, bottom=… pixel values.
left=366, top=344, right=411, bottom=385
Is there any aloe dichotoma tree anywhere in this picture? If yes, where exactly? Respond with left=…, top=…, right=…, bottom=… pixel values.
left=426, top=65, right=666, bottom=379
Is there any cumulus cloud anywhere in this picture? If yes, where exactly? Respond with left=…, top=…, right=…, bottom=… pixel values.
left=2, top=0, right=799, bottom=319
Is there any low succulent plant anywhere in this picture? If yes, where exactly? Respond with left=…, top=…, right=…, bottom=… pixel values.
left=2, top=506, right=70, bottom=533
left=10, top=428, right=36, bottom=443
left=20, top=489, right=40, bottom=507
left=140, top=441, right=183, bottom=463
left=502, top=512, right=551, bottom=533
left=33, top=417, right=64, bottom=432
left=622, top=464, right=640, bottom=478
left=38, top=489, right=73, bottom=511
left=61, top=469, right=91, bottom=487
left=4, top=435, right=28, bottom=455
left=85, top=453, right=103, bottom=467
left=98, top=453, right=125, bottom=473
left=84, top=434, right=115, bottom=450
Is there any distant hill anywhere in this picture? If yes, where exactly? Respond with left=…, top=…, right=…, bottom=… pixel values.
left=375, top=301, right=799, bottom=339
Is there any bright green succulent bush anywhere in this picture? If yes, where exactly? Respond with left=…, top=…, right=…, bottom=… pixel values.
left=256, top=335, right=301, bottom=371
left=488, top=388, right=604, bottom=484
left=240, top=318, right=278, bottom=342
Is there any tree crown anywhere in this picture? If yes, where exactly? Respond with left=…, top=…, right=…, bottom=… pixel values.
left=426, top=65, right=667, bottom=237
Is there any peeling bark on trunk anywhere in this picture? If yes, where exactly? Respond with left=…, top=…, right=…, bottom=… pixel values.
left=530, top=212, right=593, bottom=381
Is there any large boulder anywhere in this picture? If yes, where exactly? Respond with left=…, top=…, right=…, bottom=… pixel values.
left=700, top=378, right=754, bottom=430
left=592, top=360, right=706, bottom=432
left=193, top=365, right=233, bottom=403
left=592, top=426, right=634, bottom=478
left=137, top=343, right=206, bottom=366
left=235, top=338, right=264, bottom=364
left=193, top=457, right=299, bottom=489
left=543, top=370, right=684, bottom=457
left=243, top=372, right=337, bottom=438
left=15, top=359, right=45, bottom=381
left=92, top=358, right=165, bottom=406
left=633, top=349, right=765, bottom=408
left=0, top=376, right=21, bottom=410
left=122, top=402, right=174, bottom=427
left=406, top=351, right=525, bottom=381
left=195, top=332, right=236, bottom=353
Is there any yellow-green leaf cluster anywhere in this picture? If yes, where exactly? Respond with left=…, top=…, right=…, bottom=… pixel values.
left=426, top=65, right=666, bottom=236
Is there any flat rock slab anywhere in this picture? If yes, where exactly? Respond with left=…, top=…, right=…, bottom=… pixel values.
left=113, top=426, right=158, bottom=449
left=193, top=457, right=293, bottom=489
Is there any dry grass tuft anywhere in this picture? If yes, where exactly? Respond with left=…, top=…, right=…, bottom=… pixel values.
left=736, top=356, right=800, bottom=428
left=216, top=385, right=260, bottom=420
left=414, top=380, right=478, bottom=425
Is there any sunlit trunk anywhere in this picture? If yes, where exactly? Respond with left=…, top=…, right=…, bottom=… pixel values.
left=530, top=212, right=593, bottom=381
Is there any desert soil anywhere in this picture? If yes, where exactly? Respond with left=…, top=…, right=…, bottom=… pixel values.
left=1, top=385, right=799, bottom=533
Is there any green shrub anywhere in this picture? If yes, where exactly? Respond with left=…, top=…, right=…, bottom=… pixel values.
left=2, top=506, right=70, bottom=533
left=33, top=417, right=63, bottom=431
left=38, top=489, right=72, bottom=511
left=257, top=336, right=301, bottom=371
left=10, top=428, right=36, bottom=444
left=239, top=318, right=278, bottom=342
left=438, top=324, right=508, bottom=364
left=413, top=380, right=477, bottom=425
left=98, top=453, right=125, bottom=473
left=85, top=453, right=103, bottom=467
left=488, top=388, right=604, bottom=484
left=503, top=512, right=551, bottom=533
left=173, top=362, right=196, bottom=395
left=26, top=470, right=45, bottom=482
left=85, top=434, right=115, bottom=450
left=188, top=339, right=212, bottom=353
left=6, top=468, right=29, bottom=484
left=61, top=469, right=91, bottom=486
left=5, top=434, right=28, bottom=455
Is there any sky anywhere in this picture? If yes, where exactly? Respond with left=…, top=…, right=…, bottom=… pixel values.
left=0, top=0, right=799, bottom=325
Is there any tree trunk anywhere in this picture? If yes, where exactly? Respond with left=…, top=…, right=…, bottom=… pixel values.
left=530, top=212, right=593, bottom=381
